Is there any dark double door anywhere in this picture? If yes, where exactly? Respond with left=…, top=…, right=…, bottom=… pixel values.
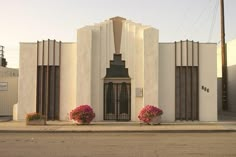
left=104, top=82, right=131, bottom=121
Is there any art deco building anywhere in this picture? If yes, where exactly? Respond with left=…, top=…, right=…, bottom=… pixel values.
left=16, top=17, right=217, bottom=122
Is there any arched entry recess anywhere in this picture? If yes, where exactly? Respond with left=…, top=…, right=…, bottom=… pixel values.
left=104, top=54, right=131, bottom=121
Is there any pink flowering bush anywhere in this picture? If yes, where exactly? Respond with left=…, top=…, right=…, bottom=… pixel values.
left=70, top=105, right=95, bottom=124
left=138, top=105, right=163, bottom=124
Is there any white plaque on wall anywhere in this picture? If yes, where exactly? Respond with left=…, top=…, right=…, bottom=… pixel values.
left=136, top=88, right=143, bottom=97
left=0, top=82, right=8, bottom=91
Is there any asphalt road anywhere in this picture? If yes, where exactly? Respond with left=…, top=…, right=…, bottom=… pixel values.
left=0, top=132, right=236, bottom=157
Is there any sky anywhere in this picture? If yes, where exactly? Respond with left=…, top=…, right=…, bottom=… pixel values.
left=0, top=0, right=236, bottom=68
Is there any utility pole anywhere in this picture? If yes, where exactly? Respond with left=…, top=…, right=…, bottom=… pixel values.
left=220, top=0, right=228, bottom=110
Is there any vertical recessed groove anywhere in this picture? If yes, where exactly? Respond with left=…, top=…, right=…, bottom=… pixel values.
left=40, top=40, right=44, bottom=115
left=58, top=41, right=62, bottom=120
left=103, top=84, right=105, bottom=120
left=186, top=40, right=188, bottom=121
left=174, top=41, right=177, bottom=120
left=197, top=42, right=200, bottom=120
left=46, top=39, right=50, bottom=121
left=191, top=41, right=194, bottom=121
left=36, top=41, right=39, bottom=113
left=129, top=84, right=131, bottom=120
left=52, top=40, right=56, bottom=120
left=180, top=40, right=182, bottom=121
left=116, top=83, right=118, bottom=120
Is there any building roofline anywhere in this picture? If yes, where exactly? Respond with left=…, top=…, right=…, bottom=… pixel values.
left=20, top=41, right=76, bottom=44
left=159, top=41, right=217, bottom=44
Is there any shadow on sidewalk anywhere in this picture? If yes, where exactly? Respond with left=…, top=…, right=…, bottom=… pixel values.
left=0, top=116, right=12, bottom=122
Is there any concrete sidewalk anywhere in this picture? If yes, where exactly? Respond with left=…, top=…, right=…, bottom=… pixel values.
left=0, top=121, right=236, bottom=133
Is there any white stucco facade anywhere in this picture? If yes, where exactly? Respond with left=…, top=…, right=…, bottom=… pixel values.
left=159, top=42, right=217, bottom=122
left=76, top=18, right=158, bottom=121
left=16, top=17, right=217, bottom=122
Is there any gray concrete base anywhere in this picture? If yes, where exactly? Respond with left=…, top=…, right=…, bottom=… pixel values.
left=0, top=120, right=236, bottom=133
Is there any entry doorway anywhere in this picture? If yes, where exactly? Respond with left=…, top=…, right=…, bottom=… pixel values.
left=104, top=54, right=131, bottom=121
left=104, top=79, right=131, bottom=121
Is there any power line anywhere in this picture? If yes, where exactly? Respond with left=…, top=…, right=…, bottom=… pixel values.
left=174, top=0, right=213, bottom=40
left=208, top=0, right=219, bottom=42
left=184, top=0, right=213, bottom=39
left=175, top=3, right=192, bottom=35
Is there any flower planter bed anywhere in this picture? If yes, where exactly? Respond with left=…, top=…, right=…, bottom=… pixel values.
left=149, top=115, right=162, bottom=125
left=25, top=112, right=46, bottom=125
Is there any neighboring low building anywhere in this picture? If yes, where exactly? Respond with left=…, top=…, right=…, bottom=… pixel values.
left=0, top=46, right=18, bottom=116
left=16, top=17, right=217, bottom=122
left=217, top=39, right=236, bottom=113
left=0, top=46, right=7, bottom=67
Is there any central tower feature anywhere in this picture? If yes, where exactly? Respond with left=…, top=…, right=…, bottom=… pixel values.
left=77, top=17, right=159, bottom=121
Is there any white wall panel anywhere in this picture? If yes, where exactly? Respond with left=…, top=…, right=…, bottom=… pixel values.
left=60, top=43, right=77, bottom=120
left=18, top=43, right=37, bottom=120
left=199, top=43, right=217, bottom=121
left=159, top=43, right=175, bottom=122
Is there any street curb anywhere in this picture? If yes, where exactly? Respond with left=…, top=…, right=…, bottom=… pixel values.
left=0, top=129, right=235, bottom=133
